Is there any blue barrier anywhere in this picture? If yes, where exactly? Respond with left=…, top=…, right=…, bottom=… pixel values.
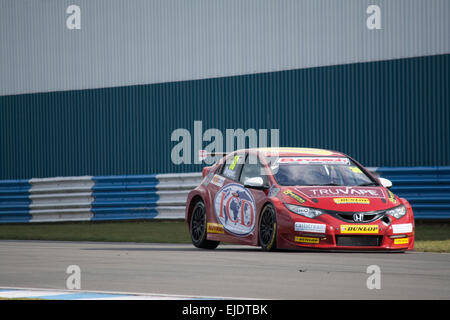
left=376, top=166, right=450, bottom=219
left=91, top=175, right=160, bottom=221
left=0, top=168, right=448, bottom=223
left=0, top=179, right=31, bottom=223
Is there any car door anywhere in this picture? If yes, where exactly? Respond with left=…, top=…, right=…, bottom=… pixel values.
left=206, top=152, right=246, bottom=243
left=207, top=152, right=268, bottom=245
left=238, top=153, right=270, bottom=244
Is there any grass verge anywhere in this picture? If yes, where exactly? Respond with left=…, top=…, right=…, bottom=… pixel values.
left=0, top=220, right=448, bottom=252
left=413, top=222, right=450, bottom=253
left=0, top=220, right=191, bottom=244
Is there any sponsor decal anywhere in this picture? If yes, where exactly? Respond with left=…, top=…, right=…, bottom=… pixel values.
left=210, top=174, right=225, bottom=187
left=393, top=238, right=409, bottom=245
left=214, top=184, right=256, bottom=236
left=229, top=155, right=241, bottom=171
left=207, top=223, right=225, bottom=234
left=392, top=223, right=413, bottom=234
left=277, top=157, right=350, bottom=165
left=387, top=190, right=397, bottom=204
left=223, top=168, right=236, bottom=179
left=340, top=225, right=379, bottom=234
left=333, top=198, right=370, bottom=204
left=294, top=222, right=326, bottom=233
left=223, top=155, right=242, bottom=179
left=259, top=147, right=334, bottom=155
left=350, top=166, right=363, bottom=174
left=268, top=186, right=280, bottom=198
left=198, top=149, right=207, bottom=162
left=283, top=189, right=306, bottom=204
left=203, top=170, right=215, bottom=186
left=295, top=236, right=320, bottom=244
left=298, top=187, right=384, bottom=199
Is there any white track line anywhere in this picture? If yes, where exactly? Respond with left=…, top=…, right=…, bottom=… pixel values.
left=0, top=286, right=255, bottom=300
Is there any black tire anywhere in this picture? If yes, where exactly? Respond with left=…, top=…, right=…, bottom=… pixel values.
left=259, top=204, right=277, bottom=251
left=190, top=201, right=220, bottom=249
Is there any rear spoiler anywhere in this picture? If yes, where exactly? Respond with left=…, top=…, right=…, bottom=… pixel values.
left=198, top=150, right=228, bottom=162
left=199, top=150, right=229, bottom=177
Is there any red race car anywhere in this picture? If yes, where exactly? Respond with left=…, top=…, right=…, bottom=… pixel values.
left=185, top=148, right=415, bottom=251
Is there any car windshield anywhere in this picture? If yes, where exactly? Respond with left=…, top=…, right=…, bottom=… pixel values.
left=270, top=157, right=377, bottom=187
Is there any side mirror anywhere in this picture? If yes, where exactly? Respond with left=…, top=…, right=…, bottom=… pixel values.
left=244, top=177, right=267, bottom=189
left=379, top=177, right=393, bottom=189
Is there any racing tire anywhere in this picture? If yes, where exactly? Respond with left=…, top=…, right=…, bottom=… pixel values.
left=190, top=200, right=220, bottom=249
left=259, top=204, right=277, bottom=251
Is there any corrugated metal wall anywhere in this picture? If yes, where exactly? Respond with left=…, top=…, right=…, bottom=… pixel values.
left=0, top=54, right=449, bottom=179
left=1, top=0, right=449, bottom=96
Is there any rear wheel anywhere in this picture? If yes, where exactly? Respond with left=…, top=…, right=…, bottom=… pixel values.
left=190, top=201, right=220, bottom=249
left=259, top=204, right=277, bottom=251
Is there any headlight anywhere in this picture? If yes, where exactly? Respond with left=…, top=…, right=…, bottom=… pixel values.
left=285, top=203, right=324, bottom=218
left=386, top=205, right=407, bottom=219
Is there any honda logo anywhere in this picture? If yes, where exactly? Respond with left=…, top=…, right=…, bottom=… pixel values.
left=353, top=213, right=364, bottom=222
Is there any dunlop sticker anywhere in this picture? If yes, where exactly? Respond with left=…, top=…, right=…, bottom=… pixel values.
left=295, top=236, right=320, bottom=244
left=333, top=198, right=370, bottom=204
left=283, top=190, right=306, bottom=204
left=340, top=225, right=379, bottom=234
left=393, top=238, right=409, bottom=245
left=207, top=223, right=225, bottom=234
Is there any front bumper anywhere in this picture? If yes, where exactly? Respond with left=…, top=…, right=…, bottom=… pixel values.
left=277, top=208, right=415, bottom=251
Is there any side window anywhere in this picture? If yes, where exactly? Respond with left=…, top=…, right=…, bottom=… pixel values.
left=221, top=153, right=244, bottom=181
left=239, top=155, right=268, bottom=185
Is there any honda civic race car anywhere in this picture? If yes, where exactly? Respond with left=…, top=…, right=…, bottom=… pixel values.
left=185, top=147, right=415, bottom=251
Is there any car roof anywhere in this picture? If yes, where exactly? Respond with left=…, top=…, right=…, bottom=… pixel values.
left=235, top=147, right=347, bottom=158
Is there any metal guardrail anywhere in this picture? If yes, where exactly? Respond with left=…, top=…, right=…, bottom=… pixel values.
left=156, top=173, right=202, bottom=219
left=0, top=179, right=31, bottom=223
left=91, top=175, right=159, bottom=221
left=29, top=176, right=94, bottom=223
left=375, top=166, right=450, bottom=219
left=0, top=167, right=449, bottom=223
left=0, top=173, right=203, bottom=223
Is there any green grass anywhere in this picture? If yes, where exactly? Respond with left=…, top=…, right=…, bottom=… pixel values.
left=414, top=222, right=450, bottom=253
left=0, top=220, right=191, bottom=244
left=0, top=220, right=448, bottom=252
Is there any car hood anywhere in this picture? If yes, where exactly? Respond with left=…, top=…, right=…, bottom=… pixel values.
left=279, top=185, right=400, bottom=212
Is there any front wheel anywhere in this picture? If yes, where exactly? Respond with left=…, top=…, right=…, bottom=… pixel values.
left=190, top=201, right=220, bottom=249
left=259, top=204, right=277, bottom=251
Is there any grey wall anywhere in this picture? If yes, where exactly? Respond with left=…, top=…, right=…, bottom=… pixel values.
left=1, top=0, right=449, bottom=96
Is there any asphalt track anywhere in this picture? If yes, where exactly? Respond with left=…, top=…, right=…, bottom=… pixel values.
left=0, top=240, right=449, bottom=299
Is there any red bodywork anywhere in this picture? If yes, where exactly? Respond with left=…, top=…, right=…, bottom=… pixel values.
left=185, top=148, right=415, bottom=251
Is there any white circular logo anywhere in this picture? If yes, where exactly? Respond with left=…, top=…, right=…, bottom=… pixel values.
left=214, top=184, right=256, bottom=236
